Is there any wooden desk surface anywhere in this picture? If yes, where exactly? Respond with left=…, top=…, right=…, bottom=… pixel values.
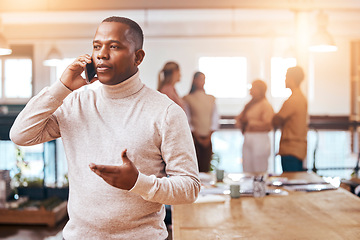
left=172, top=172, right=360, bottom=240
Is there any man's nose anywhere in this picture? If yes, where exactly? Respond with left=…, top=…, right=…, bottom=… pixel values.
left=97, top=47, right=109, bottom=59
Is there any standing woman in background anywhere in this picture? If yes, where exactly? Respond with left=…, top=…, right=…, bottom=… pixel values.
left=183, top=72, right=219, bottom=172
left=235, top=79, right=274, bottom=173
left=158, top=61, right=185, bottom=110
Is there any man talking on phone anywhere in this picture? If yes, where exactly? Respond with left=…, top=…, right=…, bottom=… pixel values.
left=10, top=16, right=200, bottom=239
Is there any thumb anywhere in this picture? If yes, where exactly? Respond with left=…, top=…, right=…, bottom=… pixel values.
left=121, top=149, right=130, bottom=163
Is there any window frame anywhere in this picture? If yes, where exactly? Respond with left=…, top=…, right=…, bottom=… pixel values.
left=0, top=45, right=34, bottom=104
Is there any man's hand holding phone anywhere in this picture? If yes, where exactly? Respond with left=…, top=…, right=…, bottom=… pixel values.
left=60, top=54, right=98, bottom=91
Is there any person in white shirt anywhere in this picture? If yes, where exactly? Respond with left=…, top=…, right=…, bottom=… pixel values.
left=183, top=72, right=219, bottom=172
left=235, top=79, right=274, bottom=173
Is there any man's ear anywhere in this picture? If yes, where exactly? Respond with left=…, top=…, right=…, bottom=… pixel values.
left=134, top=49, right=145, bottom=66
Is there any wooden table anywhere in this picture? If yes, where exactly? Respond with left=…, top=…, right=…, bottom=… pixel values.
left=0, top=201, right=68, bottom=227
left=172, top=172, right=360, bottom=240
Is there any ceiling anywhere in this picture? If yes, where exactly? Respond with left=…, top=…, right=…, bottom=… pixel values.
left=1, top=0, right=360, bottom=12
left=1, top=0, right=360, bottom=41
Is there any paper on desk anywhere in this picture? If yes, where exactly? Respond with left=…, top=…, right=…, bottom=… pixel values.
left=284, top=183, right=337, bottom=192
left=268, top=177, right=329, bottom=186
left=199, top=172, right=214, bottom=183
left=195, top=194, right=227, bottom=204
left=200, top=184, right=228, bottom=195
left=200, top=181, right=289, bottom=196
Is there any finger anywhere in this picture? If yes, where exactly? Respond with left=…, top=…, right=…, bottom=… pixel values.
left=121, top=149, right=130, bottom=163
left=89, top=163, right=119, bottom=173
left=74, top=56, right=92, bottom=68
left=76, top=54, right=91, bottom=62
left=89, top=163, right=101, bottom=175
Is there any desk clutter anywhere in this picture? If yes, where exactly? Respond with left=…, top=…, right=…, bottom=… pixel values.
left=197, top=171, right=338, bottom=202
left=174, top=172, right=359, bottom=240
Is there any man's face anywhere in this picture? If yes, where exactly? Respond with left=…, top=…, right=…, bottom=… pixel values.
left=92, top=22, right=139, bottom=85
left=249, top=83, right=261, bottom=98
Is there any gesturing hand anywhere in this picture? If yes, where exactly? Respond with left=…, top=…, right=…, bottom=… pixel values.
left=89, top=149, right=139, bottom=190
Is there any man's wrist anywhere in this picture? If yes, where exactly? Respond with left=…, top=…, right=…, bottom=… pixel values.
left=59, top=78, right=74, bottom=91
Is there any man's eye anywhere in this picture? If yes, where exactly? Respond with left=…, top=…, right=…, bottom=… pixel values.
left=110, top=45, right=119, bottom=49
left=93, top=45, right=101, bottom=50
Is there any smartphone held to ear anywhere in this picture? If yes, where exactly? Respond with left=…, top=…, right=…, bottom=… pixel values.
left=85, top=62, right=96, bottom=83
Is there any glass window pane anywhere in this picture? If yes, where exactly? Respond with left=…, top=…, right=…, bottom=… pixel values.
left=17, top=144, right=45, bottom=181
left=4, top=59, right=32, bottom=98
left=270, top=57, right=296, bottom=98
left=199, top=57, right=247, bottom=98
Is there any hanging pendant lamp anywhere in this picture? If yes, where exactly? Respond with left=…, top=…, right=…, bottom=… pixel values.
left=43, top=45, right=63, bottom=66
left=0, top=17, right=12, bottom=56
left=309, top=11, right=337, bottom=52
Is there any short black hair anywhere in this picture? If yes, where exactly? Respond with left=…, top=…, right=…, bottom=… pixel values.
left=102, top=16, right=144, bottom=50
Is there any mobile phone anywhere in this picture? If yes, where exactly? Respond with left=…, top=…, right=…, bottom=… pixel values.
left=85, top=62, right=96, bottom=83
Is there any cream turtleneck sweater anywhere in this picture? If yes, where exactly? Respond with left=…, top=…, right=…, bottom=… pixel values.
left=10, top=71, right=200, bottom=240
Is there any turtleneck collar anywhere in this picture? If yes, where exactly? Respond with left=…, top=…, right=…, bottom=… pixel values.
left=101, top=71, right=144, bottom=99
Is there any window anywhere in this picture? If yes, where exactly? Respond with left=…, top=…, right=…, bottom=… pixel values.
left=0, top=57, right=32, bottom=101
left=199, top=57, right=247, bottom=98
left=270, top=57, right=296, bottom=98
left=0, top=45, right=33, bottom=102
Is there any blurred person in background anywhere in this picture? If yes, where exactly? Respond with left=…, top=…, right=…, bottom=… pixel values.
left=272, top=66, right=307, bottom=172
left=183, top=72, right=219, bottom=172
left=158, top=61, right=185, bottom=110
left=235, top=79, right=274, bottom=173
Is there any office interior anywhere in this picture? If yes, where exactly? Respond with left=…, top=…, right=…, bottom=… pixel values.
left=0, top=0, right=360, bottom=239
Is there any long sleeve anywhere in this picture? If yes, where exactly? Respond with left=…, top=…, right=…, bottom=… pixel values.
left=10, top=81, right=72, bottom=146
left=130, top=103, right=200, bottom=205
left=10, top=73, right=200, bottom=239
left=275, top=95, right=295, bottom=121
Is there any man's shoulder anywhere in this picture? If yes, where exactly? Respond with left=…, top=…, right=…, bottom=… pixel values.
left=261, top=98, right=274, bottom=109
left=291, top=88, right=306, bottom=98
left=76, top=86, right=103, bottom=101
left=287, top=89, right=307, bottom=105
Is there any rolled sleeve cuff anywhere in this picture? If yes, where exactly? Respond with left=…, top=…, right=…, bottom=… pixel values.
left=129, top=172, right=157, bottom=200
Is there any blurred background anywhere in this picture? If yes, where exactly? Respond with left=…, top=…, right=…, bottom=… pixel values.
left=1, top=0, right=360, bottom=189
